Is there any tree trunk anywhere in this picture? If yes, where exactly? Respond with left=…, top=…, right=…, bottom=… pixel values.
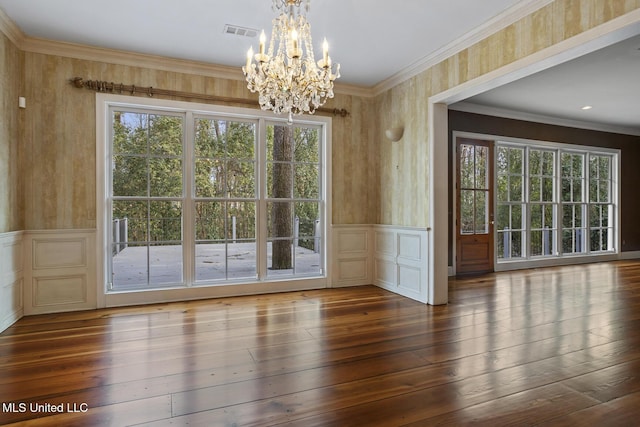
left=271, top=126, right=293, bottom=269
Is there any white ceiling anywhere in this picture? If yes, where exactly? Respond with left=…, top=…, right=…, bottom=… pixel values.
left=1, top=0, right=639, bottom=134
left=0, top=0, right=524, bottom=87
left=454, top=32, right=640, bottom=134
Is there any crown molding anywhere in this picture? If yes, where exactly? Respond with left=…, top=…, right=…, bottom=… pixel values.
left=0, top=6, right=25, bottom=47
left=372, top=0, right=555, bottom=96
left=333, top=82, right=375, bottom=98
left=19, top=35, right=374, bottom=98
left=22, top=36, right=247, bottom=81
left=450, top=101, right=640, bottom=137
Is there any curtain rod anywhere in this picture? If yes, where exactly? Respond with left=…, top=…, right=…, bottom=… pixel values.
left=69, top=77, right=349, bottom=118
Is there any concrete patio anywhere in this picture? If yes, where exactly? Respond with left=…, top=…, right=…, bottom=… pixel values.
left=111, top=242, right=322, bottom=289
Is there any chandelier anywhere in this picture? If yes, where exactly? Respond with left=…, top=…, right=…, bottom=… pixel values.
left=242, top=0, right=340, bottom=123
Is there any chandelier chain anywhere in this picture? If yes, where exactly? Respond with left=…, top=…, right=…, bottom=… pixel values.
left=272, top=0, right=310, bottom=13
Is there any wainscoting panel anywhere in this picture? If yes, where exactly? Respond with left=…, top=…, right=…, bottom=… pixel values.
left=374, top=258, right=397, bottom=288
left=24, top=230, right=97, bottom=315
left=373, top=225, right=429, bottom=303
left=33, top=275, right=87, bottom=307
left=374, top=229, right=396, bottom=257
left=331, top=225, right=373, bottom=287
left=0, top=231, right=24, bottom=333
left=33, top=239, right=87, bottom=270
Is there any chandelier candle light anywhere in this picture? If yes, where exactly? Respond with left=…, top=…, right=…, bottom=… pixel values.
left=242, top=0, right=340, bottom=123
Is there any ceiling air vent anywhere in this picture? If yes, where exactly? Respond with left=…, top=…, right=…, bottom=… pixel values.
left=224, top=25, right=258, bottom=38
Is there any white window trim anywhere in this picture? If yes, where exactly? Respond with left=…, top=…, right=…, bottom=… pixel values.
left=96, top=93, right=333, bottom=308
left=451, top=131, right=620, bottom=274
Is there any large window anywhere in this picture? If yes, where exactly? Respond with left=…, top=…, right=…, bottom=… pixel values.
left=193, top=117, right=258, bottom=282
left=107, top=103, right=327, bottom=292
left=561, top=152, right=586, bottom=254
left=496, top=146, right=524, bottom=259
left=111, top=111, right=185, bottom=289
left=589, top=154, right=614, bottom=252
left=266, top=124, right=322, bottom=277
left=496, top=140, right=617, bottom=263
left=529, top=149, right=556, bottom=257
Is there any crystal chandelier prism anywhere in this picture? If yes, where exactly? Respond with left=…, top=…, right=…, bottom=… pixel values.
left=242, top=0, right=340, bottom=123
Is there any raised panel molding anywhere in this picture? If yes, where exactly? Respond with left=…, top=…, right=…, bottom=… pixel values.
left=0, top=231, right=24, bottom=333
left=398, top=265, right=422, bottom=293
left=336, top=259, right=368, bottom=281
left=373, top=225, right=429, bottom=303
left=33, top=238, right=87, bottom=269
left=398, top=233, right=422, bottom=261
left=24, top=230, right=97, bottom=315
left=374, top=230, right=396, bottom=256
left=375, top=258, right=396, bottom=287
left=33, top=275, right=87, bottom=306
left=337, top=230, right=369, bottom=253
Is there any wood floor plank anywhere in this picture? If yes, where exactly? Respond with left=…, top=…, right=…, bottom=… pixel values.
left=135, top=339, right=625, bottom=426
left=3, top=262, right=640, bottom=426
left=535, top=390, right=640, bottom=426
left=170, top=350, right=429, bottom=417
left=333, top=383, right=599, bottom=427
left=561, top=358, right=640, bottom=403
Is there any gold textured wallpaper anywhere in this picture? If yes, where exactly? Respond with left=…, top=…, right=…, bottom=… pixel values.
left=18, top=53, right=377, bottom=230
left=0, top=31, right=22, bottom=233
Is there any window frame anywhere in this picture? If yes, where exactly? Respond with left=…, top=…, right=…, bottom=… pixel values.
left=452, top=131, right=620, bottom=273
left=96, top=94, right=332, bottom=307
left=109, top=109, right=187, bottom=290
left=495, top=139, right=619, bottom=268
left=191, top=115, right=260, bottom=284
left=496, top=144, right=526, bottom=260
left=264, top=121, right=325, bottom=279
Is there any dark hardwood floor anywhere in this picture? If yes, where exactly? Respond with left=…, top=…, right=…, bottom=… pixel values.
left=2, top=260, right=640, bottom=426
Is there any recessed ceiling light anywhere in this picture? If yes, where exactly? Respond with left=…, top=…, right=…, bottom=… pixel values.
left=581, top=105, right=593, bottom=110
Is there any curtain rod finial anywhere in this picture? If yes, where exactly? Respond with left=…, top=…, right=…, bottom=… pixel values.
left=70, top=77, right=85, bottom=88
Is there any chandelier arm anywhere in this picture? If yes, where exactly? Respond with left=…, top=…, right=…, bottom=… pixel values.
left=243, top=0, right=339, bottom=120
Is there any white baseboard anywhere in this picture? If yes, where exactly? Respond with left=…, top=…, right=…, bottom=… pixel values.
left=619, top=251, right=640, bottom=260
